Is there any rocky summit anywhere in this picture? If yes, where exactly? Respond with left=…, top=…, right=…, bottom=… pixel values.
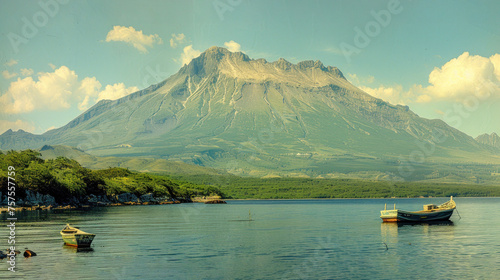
left=1, top=47, right=499, bottom=179
left=476, top=132, right=500, bottom=150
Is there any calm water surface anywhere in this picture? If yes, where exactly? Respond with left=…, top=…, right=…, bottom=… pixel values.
left=1, top=197, right=500, bottom=279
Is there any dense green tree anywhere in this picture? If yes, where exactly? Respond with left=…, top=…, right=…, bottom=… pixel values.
left=0, top=150, right=224, bottom=203
left=0, top=150, right=43, bottom=170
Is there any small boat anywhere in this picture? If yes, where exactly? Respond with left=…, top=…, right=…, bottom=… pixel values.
left=60, top=224, right=96, bottom=247
left=204, top=199, right=227, bottom=204
left=380, top=197, right=456, bottom=222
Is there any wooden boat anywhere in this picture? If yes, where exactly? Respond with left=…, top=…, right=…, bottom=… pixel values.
left=380, top=197, right=456, bottom=222
left=60, top=224, right=96, bottom=247
left=204, top=199, right=227, bottom=204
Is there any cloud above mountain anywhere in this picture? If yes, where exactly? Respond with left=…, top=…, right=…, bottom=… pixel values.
left=170, top=33, right=186, bottom=48
left=358, top=84, right=407, bottom=105
left=224, top=40, right=242, bottom=52
left=423, top=52, right=500, bottom=102
left=180, top=45, right=201, bottom=65
left=97, top=83, right=139, bottom=102
left=358, top=52, right=500, bottom=105
left=105, top=25, right=163, bottom=53
left=0, top=65, right=138, bottom=114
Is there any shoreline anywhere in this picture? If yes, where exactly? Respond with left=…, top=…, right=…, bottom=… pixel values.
left=225, top=196, right=500, bottom=201
left=3, top=196, right=497, bottom=213
left=0, top=200, right=183, bottom=213
left=0, top=195, right=226, bottom=213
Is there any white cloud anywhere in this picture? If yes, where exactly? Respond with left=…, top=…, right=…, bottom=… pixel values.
left=357, top=52, right=500, bottom=105
left=170, top=33, right=186, bottom=48
left=4, top=59, right=18, bottom=67
left=0, top=119, right=35, bottom=134
left=0, top=66, right=77, bottom=113
left=49, top=63, right=57, bottom=70
left=180, top=45, right=201, bottom=66
left=2, top=70, right=17, bottom=79
left=20, top=68, right=34, bottom=76
left=359, top=85, right=409, bottom=105
left=77, top=77, right=102, bottom=110
left=425, top=52, right=500, bottom=101
left=224, top=40, right=242, bottom=52
left=97, top=83, right=139, bottom=102
left=491, top=54, right=500, bottom=79
left=0, top=66, right=138, bottom=114
left=105, top=25, right=163, bottom=53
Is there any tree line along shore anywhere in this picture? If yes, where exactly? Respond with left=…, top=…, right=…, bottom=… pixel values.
left=0, top=150, right=224, bottom=210
left=1, top=149, right=500, bottom=210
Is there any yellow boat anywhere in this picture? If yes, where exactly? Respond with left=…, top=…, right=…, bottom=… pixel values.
left=60, top=224, right=96, bottom=247
left=380, top=197, right=456, bottom=222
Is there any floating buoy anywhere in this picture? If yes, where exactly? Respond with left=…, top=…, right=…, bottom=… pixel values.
left=24, top=249, right=37, bottom=258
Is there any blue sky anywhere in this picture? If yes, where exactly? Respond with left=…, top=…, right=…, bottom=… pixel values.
left=1, top=0, right=499, bottom=137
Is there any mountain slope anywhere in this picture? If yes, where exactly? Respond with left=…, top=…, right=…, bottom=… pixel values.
left=37, top=145, right=228, bottom=176
left=1, top=46, right=499, bottom=179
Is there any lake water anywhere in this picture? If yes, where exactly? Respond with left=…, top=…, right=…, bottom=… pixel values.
left=2, top=197, right=500, bottom=279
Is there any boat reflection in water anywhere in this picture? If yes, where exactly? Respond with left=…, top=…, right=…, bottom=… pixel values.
left=62, top=245, right=95, bottom=253
left=381, top=220, right=455, bottom=241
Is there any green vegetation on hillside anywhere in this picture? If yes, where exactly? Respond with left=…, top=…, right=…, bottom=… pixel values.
left=0, top=150, right=223, bottom=203
left=2, top=149, right=499, bottom=203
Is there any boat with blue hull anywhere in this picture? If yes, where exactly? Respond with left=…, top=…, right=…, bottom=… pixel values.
left=380, top=197, right=456, bottom=223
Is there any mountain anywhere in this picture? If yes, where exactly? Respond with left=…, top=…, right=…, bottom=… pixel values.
left=2, top=46, right=499, bottom=180
left=37, top=144, right=228, bottom=176
left=475, top=133, right=500, bottom=150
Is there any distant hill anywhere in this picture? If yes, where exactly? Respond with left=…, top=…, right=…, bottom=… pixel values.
left=38, top=145, right=228, bottom=177
left=2, top=46, right=500, bottom=180
left=475, top=132, right=500, bottom=150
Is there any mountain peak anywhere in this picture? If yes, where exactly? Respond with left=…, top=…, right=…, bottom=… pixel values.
left=297, top=60, right=324, bottom=70
left=205, top=46, right=230, bottom=54
left=181, top=46, right=249, bottom=76
left=274, top=58, right=293, bottom=70
left=181, top=46, right=349, bottom=88
left=475, top=132, right=500, bottom=149
left=200, top=46, right=250, bottom=61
